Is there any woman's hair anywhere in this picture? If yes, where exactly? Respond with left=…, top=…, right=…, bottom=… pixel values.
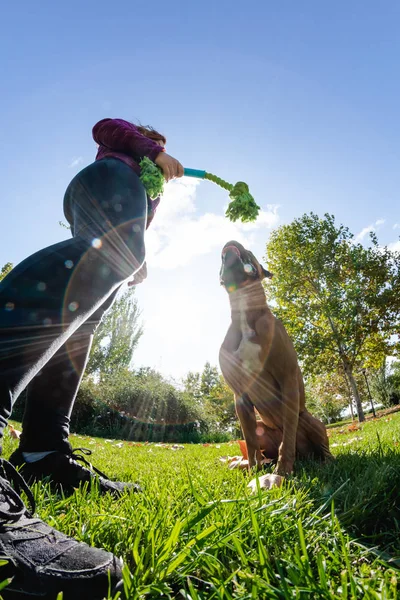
left=137, top=124, right=167, bottom=146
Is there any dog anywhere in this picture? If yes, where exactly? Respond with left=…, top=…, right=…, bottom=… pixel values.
left=219, top=240, right=333, bottom=486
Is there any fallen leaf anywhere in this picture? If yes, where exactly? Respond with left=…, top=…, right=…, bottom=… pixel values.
left=347, top=423, right=360, bottom=432
left=8, top=425, right=21, bottom=440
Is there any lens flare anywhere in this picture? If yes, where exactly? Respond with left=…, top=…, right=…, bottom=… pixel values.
left=61, top=217, right=145, bottom=376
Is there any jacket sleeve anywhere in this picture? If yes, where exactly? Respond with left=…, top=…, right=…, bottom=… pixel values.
left=92, top=118, right=164, bottom=162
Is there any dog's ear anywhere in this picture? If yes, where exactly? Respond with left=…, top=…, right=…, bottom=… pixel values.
left=262, top=266, right=273, bottom=279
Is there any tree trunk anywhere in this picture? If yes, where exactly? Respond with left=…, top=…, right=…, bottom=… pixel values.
left=342, top=369, right=355, bottom=421
left=344, top=363, right=365, bottom=422
left=349, top=399, right=354, bottom=421
left=326, top=314, right=363, bottom=421
left=325, top=313, right=365, bottom=422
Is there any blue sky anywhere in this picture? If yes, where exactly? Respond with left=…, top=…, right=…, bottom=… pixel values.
left=1, top=1, right=399, bottom=378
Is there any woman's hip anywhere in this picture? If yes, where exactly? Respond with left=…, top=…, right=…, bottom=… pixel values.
left=63, top=158, right=148, bottom=239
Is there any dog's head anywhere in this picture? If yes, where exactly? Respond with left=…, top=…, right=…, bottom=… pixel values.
left=219, top=240, right=273, bottom=291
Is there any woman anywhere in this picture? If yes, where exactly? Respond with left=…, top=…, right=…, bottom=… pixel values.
left=0, top=118, right=183, bottom=598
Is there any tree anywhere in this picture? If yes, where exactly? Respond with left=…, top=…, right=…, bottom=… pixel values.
left=305, top=371, right=351, bottom=423
left=367, top=359, right=390, bottom=409
left=387, top=360, right=400, bottom=405
left=0, top=262, right=12, bottom=281
left=368, top=358, right=400, bottom=408
left=265, top=213, right=400, bottom=422
left=182, top=371, right=202, bottom=403
left=182, top=364, right=238, bottom=436
left=203, top=374, right=238, bottom=433
left=200, top=362, right=220, bottom=397
left=86, top=288, right=143, bottom=378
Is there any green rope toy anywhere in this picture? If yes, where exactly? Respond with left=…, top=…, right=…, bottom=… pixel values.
left=139, top=157, right=260, bottom=223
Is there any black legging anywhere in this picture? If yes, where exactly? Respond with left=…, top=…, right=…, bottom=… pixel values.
left=0, top=158, right=147, bottom=452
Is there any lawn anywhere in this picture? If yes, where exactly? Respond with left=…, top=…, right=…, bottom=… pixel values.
left=2, top=412, right=400, bottom=599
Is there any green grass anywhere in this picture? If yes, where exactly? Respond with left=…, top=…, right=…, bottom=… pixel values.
left=2, top=413, right=400, bottom=599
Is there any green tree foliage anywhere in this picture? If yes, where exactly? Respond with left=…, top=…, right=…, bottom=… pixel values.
left=305, top=371, right=352, bottom=423
left=367, top=360, right=391, bottom=409
left=73, top=366, right=207, bottom=442
left=203, top=373, right=238, bottom=434
left=369, top=358, right=400, bottom=408
left=101, top=367, right=201, bottom=426
left=388, top=360, right=400, bottom=405
left=265, top=213, right=400, bottom=422
left=182, top=371, right=202, bottom=403
left=86, top=289, right=143, bottom=378
left=183, top=363, right=238, bottom=436
left=200, top=362, right=220, bottom=396
left=0, top=262, right=12, bottom=281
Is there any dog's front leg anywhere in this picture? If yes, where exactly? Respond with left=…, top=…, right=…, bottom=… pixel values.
left=275, top=375, right=300, bottom=476
left=235, top=393, right=264, bottom=470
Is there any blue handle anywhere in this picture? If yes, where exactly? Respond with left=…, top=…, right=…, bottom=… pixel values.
left=184, top=168, right=206, bottom=179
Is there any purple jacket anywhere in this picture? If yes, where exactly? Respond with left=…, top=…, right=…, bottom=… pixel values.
left=93, top=118, right=165, bottom=228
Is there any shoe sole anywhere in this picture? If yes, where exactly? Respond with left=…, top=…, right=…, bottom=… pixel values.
left=1, top=579, right=125, bottom=600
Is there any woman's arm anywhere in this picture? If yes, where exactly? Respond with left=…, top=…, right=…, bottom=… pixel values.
left=92, top=118, right=164, bottom=162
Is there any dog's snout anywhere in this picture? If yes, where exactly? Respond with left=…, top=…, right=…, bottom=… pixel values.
left=222, top=247, right=241, bottom=268
left=224, top=252, right=240, bottom=268
left=222, top=245, right=241, bottom=257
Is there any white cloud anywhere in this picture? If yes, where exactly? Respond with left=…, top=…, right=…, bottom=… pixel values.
left=133, top=177, right=280, bottom=378
left=146, top=178, right=279, bottom=269
left=393, top=223, right=400, bottom=230
left=68, top=156, right=84, bottom=169
left=354, top=225, right=373, bottom=242
left=388, top=240, right=400, bottom=252
left=354, top=218, right=385, bottom=242
left=156, top=177, right=199, bottom=220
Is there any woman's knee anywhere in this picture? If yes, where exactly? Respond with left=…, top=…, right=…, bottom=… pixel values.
left=103, top=221, right=145, bottom=280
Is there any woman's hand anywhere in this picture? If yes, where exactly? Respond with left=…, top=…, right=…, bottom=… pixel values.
left=155, top=152, right=184, bottom=182
left=128, top=262, right=147, bottom=287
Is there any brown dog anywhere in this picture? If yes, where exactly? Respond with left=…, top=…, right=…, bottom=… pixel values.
left=219, top=241, right=333, bottom=484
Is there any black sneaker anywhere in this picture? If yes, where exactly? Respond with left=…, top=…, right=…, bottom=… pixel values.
left=9, top=447, right=140, bottom=497
left=0, top=459, right=124, bottom=599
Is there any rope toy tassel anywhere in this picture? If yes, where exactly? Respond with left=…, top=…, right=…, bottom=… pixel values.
left=204, top=174, right=260, bottom=223
left=139, top=157, right=165, bottom=199
left=227, top=181, right=260, bottom=223
left=139, top=157, right=260, bottom=223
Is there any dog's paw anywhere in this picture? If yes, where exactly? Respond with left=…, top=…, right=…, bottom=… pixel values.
left=274, top=460, right=294, bottom=477
left=247, top=473, right=284, bottom=492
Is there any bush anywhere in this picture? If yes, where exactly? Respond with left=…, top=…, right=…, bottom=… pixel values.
left=11, top=368, right=239, bottom=444
left=70, top=369, right=211, bottom=443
